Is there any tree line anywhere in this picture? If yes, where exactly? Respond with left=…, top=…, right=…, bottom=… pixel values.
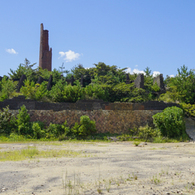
left=1, top=59, right=195, bottom=107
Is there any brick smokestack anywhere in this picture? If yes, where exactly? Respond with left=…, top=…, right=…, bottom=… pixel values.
left=39, top=23, right=52, bottom=71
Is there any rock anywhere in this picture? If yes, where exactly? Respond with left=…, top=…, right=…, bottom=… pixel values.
left=107, top=137, right=119, bottom=142
left=138, top=142, right=147, bottom=147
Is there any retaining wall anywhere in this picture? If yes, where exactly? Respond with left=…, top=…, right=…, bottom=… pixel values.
left=2, top=96, right=179, bottom=134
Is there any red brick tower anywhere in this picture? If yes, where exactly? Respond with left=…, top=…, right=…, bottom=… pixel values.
left=39, top=23, right=52, bottom=71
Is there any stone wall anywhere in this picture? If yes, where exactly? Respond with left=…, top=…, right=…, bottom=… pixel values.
left=0, top=96, right=178, bottom=111
left=3, top=96, right=180, bottom=134
left=29, top=110, right=161, bottom=134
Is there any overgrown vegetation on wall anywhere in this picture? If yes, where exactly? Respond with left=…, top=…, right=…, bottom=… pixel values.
left=0, top=105, right=189, bottom=142
left=0, top=105, right=97, bottom=140
left=0, top=59, right=194, bottom=142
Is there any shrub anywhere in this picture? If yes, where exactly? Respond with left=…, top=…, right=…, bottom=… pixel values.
left=70, top=115, right=97, bottom=138
left=63, top=85, right=83, bottom=102
left=0, top=77, right=17, bottom=101
left=16, top=105, right=31, bottom=135
left=20, top=80, right=48, bottom=101
left=84, top=84, right=108, bottom=101
left=61, top=121, right=72, bottom=136
left=0, top=106, right=16, bottom=135
left=45, top=123, right=64, bottom=139
left=32, top=122, right=45, bottom=139
left=138, top=125, right=160, bottom=141
left=153, top=106, right=186, bottom=139
left=129, top=125, right=160, bottom=141
left=180, top=102, right=195, bottom=117
left=49, top=80, right=83, bottom=102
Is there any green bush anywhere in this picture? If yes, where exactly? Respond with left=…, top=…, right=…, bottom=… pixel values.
left=32, top=122, right=45, bottom=139
left=138, top=125, right=160, bottom=141
left=49, top=80, right=83, bottom=102
left=45, top=123, right=65, bottom=139
left=152, top=106, right=186, bottom=139
left=68, top=115, right=97, bottom=138
left=0, top=77, right=17, bottom=101
left=0, top=106, right=16, bottom=135
left=16, top=105, right=31, bottom=135
left=128, top=125, right=160, bottom=141
left=84, top=84, right=107, bottom=101
left=20, top=80, right=48, bottom=101
left=180, top=102, right=195, bottom=117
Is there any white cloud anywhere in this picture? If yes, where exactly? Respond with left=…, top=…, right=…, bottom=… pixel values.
left=169, top=74, right=174, bottom=78
left=126, top=67, right=162, bottom=77
left=6, top=48, right=18, bottom=54
left=59, top=50, right=80, bottom=62
left=135, top=64, right=138, bottom=67
left=125, top=68, right=145, bottom=75
left=152, top=71, right=160, bottom=77
left=133, top=68, right=145, bottom=74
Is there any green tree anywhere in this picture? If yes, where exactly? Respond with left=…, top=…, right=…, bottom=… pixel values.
left=0, top=76, right=17, bottom=101
left=164, top=65, right=195, bottom=104
left=84, top=84, right=108, bottom=101
left=49, top=79, right=83, bottom=102
left=9, top=58, right=37, bottom=82
left=20, top=80, right=48, bottom=101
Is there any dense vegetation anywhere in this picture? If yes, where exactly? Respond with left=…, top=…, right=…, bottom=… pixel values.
left=0, top=59, right=194, bottom=142
left=0, top=105, right=188, bottom=142
left=2, top=59, right=195, bottom=106
left=0, top=105, right=97, bottom=140
left=0, top=59, right=162, bottom=103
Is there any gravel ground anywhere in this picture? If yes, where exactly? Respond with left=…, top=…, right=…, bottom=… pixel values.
left=0, top=141, right=195, bottom=195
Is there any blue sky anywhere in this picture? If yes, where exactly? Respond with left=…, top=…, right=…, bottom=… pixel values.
left=1, top=0, right=195, bottom=78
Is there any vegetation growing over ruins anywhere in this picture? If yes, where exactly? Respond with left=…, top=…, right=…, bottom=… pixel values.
left=0, top=105, right=188, bottom=142
left=2, top=59, right=195, bottom=106
left=0, top=59, right=194, bottom=142
left=0, top=59, right=164, bottom=103
left=0, top=105, right=97, bottom=140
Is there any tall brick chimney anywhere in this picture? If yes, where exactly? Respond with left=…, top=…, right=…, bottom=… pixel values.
left=39, top=23, right=52, bottom=71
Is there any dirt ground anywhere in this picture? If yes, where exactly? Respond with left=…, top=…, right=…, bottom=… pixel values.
left=0, top=141, right=195, bottom=195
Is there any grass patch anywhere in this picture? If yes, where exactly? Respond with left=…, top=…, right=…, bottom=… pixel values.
left=0, top=131, right=188, bottom=144
left=0, top=146, right=83, bottom=161
left=151, top=174, right=161, bottom=185
left=0, top=134, right=58, bottom=144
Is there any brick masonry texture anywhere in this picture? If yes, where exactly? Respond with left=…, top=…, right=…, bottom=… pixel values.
left=1, top=96, right=180, bottom=134
left=39, top=23, right=52, bottom=71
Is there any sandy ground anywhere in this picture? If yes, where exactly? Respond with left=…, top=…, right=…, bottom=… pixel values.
left=0, top=141, right=195, bottom=195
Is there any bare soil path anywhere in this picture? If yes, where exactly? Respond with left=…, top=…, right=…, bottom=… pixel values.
left=0, top=141, right=195, bottom=195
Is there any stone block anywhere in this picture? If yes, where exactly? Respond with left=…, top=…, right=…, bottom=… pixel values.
left=134, top=74, right=144, bottom=88
left=37, top=76, right=44, bottom=84
left=17, top=74, right=27, bottom=92
left=47, top=75, right=52, bottom=90
left=153, top=74, right=165, bottom=90
left=126, top=74, right=130, bottom=84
